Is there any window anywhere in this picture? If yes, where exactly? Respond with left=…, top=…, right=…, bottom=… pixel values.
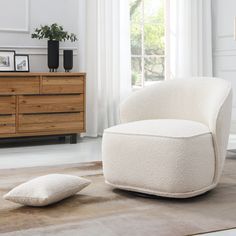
left=130, top=0, right=165, bottom=88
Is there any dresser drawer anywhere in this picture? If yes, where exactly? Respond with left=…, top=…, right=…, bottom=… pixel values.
left=19, top=95, right=84, bottom=114
left=0, top=77, right=40, bottom=95
left=41, top=76, right=84, bottom=94
left=0, top=96, right=15, bottom=114
left=0, top=115, right=15, bottom=134
left=18, top=112, right=84, bottom=133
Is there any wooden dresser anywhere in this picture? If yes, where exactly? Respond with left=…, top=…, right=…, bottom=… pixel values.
left=0, top=72, right=86, bottom=144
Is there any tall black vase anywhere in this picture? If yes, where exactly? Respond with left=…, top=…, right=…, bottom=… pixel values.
left=63, top=50, right=73, bottom=72
left=48, top=40, right=59, bottom=72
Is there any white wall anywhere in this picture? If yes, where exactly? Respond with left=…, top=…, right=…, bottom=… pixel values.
left=0, top=0, right=85, bottom=72
left=212, top=0, right=236, bottom=133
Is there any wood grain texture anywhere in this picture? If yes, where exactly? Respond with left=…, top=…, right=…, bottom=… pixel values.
left=0, top=96, right=16, bottom=114
left=0, top=72, right=86, bottom=77
left=83, top=74, right=86, bottom=133
left=42, top=76, right=84, bottom=94
left=18, top=113, right=84, bottom=133
left=15, top=96, right=19, bottom=132
left=0, top=72, right=86, bottom=138
left=19, top=112, right=83, bottom=124
left=0, top=115, right=15, bottom=134
left=0, top=129, right=85, bottom=138
left=19, top=95, right=84, bottom=114
left=0, top=77, right=40, bottom=95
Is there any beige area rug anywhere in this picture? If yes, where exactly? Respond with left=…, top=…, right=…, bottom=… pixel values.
left=1, top=156, right=236, bottom=236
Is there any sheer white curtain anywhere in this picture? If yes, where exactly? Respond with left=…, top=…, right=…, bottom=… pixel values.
left=165, top=0, right=213, bottom=79
left=85, top=0, right=132, bottom=137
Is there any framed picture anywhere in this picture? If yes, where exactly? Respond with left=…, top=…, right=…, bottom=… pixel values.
left=0, top=50, right=15, bottom=72
left=15, top=54, right=30, bottom=72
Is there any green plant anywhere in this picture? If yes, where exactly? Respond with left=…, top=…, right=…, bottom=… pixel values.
left=31, top=23, right=78, bottom=42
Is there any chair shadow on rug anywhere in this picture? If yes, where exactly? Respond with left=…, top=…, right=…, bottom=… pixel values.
left=112, top=187, right=214, bottom=203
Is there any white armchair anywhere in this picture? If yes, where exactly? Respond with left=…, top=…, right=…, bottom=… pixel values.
left=102, top=78, right=232, bottom=198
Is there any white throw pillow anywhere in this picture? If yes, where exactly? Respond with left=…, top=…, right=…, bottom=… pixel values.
left=3, top=174, right=91, bottom=207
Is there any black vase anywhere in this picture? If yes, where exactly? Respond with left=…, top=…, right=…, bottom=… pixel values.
left=48, top=40, right=59, bottom=72
left=63, top=50, right=73, bottom=72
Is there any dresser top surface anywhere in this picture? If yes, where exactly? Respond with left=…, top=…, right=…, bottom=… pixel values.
left=0, top=72, right=86, bottom=77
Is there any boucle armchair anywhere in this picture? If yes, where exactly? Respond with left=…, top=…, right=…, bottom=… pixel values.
left=102, top=78, right=232, bottom=198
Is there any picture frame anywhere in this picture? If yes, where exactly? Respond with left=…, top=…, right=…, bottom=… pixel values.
left=15, top=54, right=30, bottom=72
left=0, top=50, right=15, bottom=72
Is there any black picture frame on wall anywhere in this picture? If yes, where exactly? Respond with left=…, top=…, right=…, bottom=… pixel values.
left=15, top=54, right=30, bottom=72
left=0, top=50, right=15, bottom=72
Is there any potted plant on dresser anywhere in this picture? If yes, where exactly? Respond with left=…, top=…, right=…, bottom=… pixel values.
left=31, top=23, right=78, bottom=72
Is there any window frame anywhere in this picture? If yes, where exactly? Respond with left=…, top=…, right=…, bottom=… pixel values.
left=131, top=0, right=166, bottom=89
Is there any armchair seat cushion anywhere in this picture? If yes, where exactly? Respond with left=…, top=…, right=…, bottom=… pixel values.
left=103, top=119, right=215, bottom=198
left=105, top=119, right=210, bottom=138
